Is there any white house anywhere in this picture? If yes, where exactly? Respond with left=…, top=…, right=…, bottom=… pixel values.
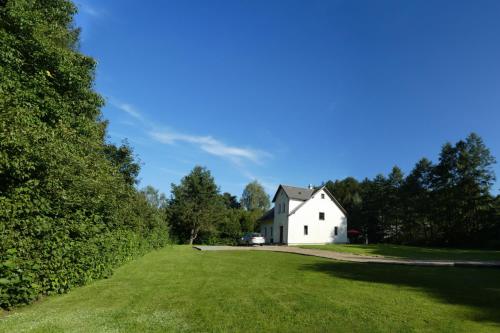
left=259, top=185, right=348, bottom=245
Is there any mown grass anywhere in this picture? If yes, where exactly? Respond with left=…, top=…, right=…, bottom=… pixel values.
left=1, top=245, right=500, bottom=332
left=297, top=243, right=500, bottom=261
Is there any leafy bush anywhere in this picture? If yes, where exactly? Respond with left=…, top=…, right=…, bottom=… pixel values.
left=0, top=0, right=169, bottom=309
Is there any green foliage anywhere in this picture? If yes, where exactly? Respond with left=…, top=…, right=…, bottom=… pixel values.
left=241, top=181, right=270, bottom=211
left=0, top=0, right=169, bottom=309
left=104, top=140, right=141, bottom=186
left=221, top=192, right=240, bottom=209
left=327, top=133, right=498, bottom=247
left=168, top=169, right=268, bottom=245
left=169, top=166, right=224, bottom=244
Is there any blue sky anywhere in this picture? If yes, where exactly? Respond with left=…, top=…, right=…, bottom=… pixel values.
left=75, top=0, right=500, bottom=197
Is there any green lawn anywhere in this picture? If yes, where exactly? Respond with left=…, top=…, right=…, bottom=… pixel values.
left=297, top=243, right=500, bottom=261
left=1, top=246, right=500, bottom=332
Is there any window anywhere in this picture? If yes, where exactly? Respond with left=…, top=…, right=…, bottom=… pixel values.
left=280, top=202, right=285, bottom=214
left=334, top=226, right=338, bottom=236
left=319, top=212, right=325, bottom=220
left=304, top=225, right=308, bottom=235
left=321, top=193, right=325, bottom=199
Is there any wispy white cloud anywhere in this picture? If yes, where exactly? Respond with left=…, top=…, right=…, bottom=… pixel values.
left=112, top=102, right=143, bottom=120
left=150, top=130, right=271, bottom=165
left=77, top=1, right=104, bottom=18
left=109, top=98, right=273, bottom=169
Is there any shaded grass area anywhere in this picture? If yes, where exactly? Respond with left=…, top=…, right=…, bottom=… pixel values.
left=298, top=244, right=500, bottom=261
left=1, top=245, right=500, bottom=332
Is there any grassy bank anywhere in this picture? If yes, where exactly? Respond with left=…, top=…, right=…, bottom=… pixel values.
left=1, top=245, right=499, bottom=332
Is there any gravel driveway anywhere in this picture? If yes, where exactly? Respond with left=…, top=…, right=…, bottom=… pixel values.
left=193, top=245, right=500, bottom=268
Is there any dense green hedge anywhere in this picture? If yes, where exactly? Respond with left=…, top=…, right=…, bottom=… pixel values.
left=0, top=0, right=169, bottom=308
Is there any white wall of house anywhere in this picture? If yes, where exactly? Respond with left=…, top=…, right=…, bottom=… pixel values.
left=287, top=188, right=348, bottom=244
left=288, top=199, right=302, bottom=212
left=273, top=189, right=289, bottom=243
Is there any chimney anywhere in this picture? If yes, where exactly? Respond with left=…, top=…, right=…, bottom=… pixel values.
left=308, top=184, right=313, bottom=189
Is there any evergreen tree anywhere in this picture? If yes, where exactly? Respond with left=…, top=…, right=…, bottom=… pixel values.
left=221, top=192, right=241, bottom=209
left=401, top=158, right=434, bottom=243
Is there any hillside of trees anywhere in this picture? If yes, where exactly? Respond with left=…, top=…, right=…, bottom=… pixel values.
left=325, top=133, right=500, bottom=248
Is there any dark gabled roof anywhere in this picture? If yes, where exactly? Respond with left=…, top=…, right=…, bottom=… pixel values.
left=258, top=207, right=274, bottom=222
left=272, top=185, right=315, bottom=202
left=272, top=184, right=348, bottom=216
left=288, top=186, right=348, bottom=216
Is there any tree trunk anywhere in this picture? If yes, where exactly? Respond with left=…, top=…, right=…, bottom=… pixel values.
left=189, top=227, right=197, bottom=245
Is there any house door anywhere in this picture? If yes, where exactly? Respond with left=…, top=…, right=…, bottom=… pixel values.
left=279, top=226, right=284, bottom=244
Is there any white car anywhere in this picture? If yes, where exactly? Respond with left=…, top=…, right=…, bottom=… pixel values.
left=239, top=232, right=265, bottom=246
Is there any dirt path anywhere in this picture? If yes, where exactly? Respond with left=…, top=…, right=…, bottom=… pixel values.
left=193, top=245, right=500, bottom=267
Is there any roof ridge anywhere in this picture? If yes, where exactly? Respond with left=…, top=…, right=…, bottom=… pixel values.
left=281, top=184, right=315, bottom=191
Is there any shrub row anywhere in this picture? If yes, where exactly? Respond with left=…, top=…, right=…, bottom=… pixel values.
left=0, top=0, right=169, bottom=309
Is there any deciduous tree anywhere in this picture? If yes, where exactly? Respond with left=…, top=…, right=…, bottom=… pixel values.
left=169, top=166, right=223, bottom=244
left=241, top=181, right=270, bottom=211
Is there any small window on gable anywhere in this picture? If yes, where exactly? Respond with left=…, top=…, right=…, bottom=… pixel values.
left=321, top=193, right=325, bottom=199
left=319, top=212, right=325, bottom=220
left=334, top=226, right=338, bottom=236
left=304, top=225, right=308, bottom=235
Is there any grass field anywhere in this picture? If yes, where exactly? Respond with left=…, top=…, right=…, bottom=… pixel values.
left=297, top=243, right=500, bottom=261
left=1, top=245, right=500, bottom=332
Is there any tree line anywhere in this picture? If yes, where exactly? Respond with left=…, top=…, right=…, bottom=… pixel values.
left=325, top=133, right=499, bottom=248
left=169, top=168, right=270, bottom=245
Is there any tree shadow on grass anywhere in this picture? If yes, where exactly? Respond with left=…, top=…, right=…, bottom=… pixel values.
left=338, top=244, right=500, bottom=261
left=301, top=261, right=500, bottom=324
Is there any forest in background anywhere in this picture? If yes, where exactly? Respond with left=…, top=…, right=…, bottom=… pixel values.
left=325, top=133, right=500, bottom=247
